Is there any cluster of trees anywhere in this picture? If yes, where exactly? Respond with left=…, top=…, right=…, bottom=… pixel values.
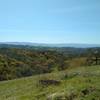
left=0, top=48, right=68, bottom=81
left=0, top=45, right=100, bottom=81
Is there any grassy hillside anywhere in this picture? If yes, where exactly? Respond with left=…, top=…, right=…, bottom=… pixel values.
left=0, top=65, right=100, bottom=100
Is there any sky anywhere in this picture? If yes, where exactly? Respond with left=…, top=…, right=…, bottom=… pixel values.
left=0, top=0, right=100, bottom=44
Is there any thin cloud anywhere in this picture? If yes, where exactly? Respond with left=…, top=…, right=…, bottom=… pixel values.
left=48, top=5, right=100, bottom=14
left=49, top=7, right=82, bottom=13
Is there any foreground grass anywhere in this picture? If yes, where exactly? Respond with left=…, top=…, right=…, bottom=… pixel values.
left=0, top=65, right=100, bottom=100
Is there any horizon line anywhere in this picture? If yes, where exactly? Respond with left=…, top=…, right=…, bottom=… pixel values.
left=0, top=41, right=100, bottom=45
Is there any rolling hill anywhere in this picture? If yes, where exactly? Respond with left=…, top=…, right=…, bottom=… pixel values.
left=0, top=42, right=100, bottom=48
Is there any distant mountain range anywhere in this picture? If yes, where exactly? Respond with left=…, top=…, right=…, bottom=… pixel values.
left=0, top=42, right=100, bottom=48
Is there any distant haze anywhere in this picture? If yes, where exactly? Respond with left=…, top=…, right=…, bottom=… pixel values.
left=0, top=42, right=100, bottom=48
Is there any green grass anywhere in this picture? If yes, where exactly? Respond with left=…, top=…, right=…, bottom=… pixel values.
left=0, top=65, right=100, bottom=100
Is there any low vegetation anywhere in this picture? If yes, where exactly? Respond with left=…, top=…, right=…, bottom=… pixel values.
left=0, top=45, right=100, bottom=81
left=0, top=47, right=68, bottom=81
left=0, top=45, right=100, bottom=99
left=0, top=65, right=100, bottom=100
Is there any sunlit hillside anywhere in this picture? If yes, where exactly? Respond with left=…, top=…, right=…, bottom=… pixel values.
left=0, top=65, right=100, bottom=100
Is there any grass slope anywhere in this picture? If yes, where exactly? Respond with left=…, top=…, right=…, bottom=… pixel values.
left=0, top=65, right=100, bottom=100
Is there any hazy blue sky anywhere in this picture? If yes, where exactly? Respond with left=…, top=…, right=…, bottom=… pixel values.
left=0, top=0, right=100, bottom=44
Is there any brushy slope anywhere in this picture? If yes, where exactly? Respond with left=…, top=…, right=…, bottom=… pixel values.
left=0, top=48, right=69, bottom=81
left=0, top=65, right=100, bottom=100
